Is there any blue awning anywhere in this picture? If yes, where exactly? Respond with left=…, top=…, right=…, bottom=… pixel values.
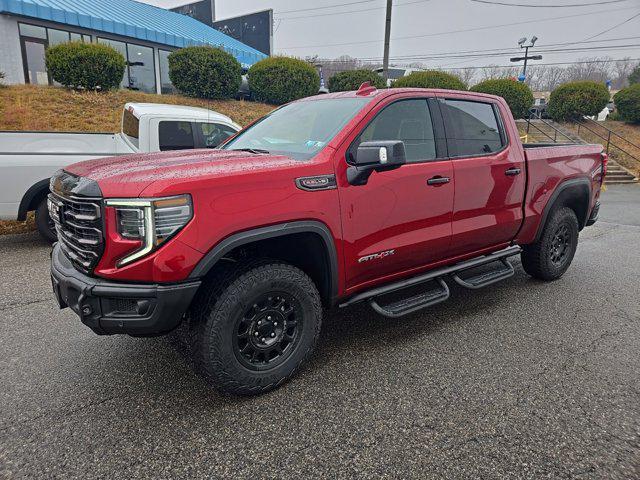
left=0, top=0, right=267, bottom=67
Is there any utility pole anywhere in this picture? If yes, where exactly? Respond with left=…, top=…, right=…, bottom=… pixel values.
left=510, top=36, right=541, bottom=82
left=382, top=0, right=393, bottom=83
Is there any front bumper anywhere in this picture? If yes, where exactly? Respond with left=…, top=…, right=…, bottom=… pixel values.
left=51, top=243, right=201, bottom=336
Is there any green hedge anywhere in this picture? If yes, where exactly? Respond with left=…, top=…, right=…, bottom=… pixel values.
left=168, top=46, right=242, bottom=99
left=248, top=57, right=319, bottom=104
left=328, top=69, right=385, bottom=92
left=45, top=41, right=125, bottom=90
left=613, top=84, right=640, bottom=123
left=547, top=81, right=610, bottom=122
left=470, top=78, right=534, bottom=119
left=392, top=70, right=466, bottom=90
left=629, top=66, right=640, bottom=85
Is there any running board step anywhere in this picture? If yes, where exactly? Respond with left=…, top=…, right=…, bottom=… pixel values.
left=339, top=245, right=522, bottom=310
left=370, top=278, right=449, bottom=318
left=452, top=258, right=515, bottom=290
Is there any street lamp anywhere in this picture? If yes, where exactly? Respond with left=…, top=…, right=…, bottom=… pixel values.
left=510, top=36, right=542, bottom=81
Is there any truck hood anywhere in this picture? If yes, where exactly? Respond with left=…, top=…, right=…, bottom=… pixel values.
left=65, top=149, right=302, bottom=197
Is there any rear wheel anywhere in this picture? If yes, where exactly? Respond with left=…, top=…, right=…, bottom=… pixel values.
left=188, top=261, right=322, bottom=395
left=521, top=206, right=579, bottom=281
left=35, top=198, right=57, bottom=243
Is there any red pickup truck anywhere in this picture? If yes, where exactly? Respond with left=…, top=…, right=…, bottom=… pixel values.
left=49, top=84, right=605, bottom=395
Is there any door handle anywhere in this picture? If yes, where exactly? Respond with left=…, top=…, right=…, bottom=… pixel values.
left=505, top=167, right=521, bottom=176
left=427, top=176, right=450, bottom=186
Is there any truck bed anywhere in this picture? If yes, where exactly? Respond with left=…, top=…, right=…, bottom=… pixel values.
left=0, top=131, right=131, bottom=156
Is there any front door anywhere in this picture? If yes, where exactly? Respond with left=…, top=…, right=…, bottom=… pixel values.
left=21, top=38, right=49, bottom=85
left=335, top=95, right=454, bottom=293
left=438, top=95, right=526, bottom=257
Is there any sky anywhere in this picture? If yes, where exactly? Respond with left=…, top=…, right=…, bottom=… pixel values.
left=140, top=0, right=640, bottom=70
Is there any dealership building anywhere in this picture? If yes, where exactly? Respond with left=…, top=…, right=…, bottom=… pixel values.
left=0, top=0, right=267, bottom=94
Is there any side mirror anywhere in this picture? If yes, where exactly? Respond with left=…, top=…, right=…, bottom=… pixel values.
left=347, top=140, right=406, bottom=186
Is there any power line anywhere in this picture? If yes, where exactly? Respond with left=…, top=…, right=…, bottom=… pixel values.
left=276, top=0, right=376, bottom=15
left=583, top=10, right=640, bottom=41
left=275, top=0, right=430, bottom=21
left=277, top=5, right=638, bottom=49
left=470, top=0, right=629, bottom=7
left=444, top=58, right=640, bottom=70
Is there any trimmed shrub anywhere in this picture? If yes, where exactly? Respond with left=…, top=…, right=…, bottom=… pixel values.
left=45, top=41, right=125, bottom=90
left=629, top=65, right=640, bottom=85
left=547, top=81, right=610, bottom=122
left=613, top=84, right=640, bottom=123
left=248, top=57, right=319, bottom=104
left=248, top=57, right=320, bottom=105
left=392, top=70, right=466, bottom=90
left=328, top=69, right=385, bottom=92
left=470, top=78, right=534, bottom=119
left=168, top=46, right=242, bottom=99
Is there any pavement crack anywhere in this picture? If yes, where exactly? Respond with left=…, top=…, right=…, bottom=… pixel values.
left=0, top=298, right=51, bottom=312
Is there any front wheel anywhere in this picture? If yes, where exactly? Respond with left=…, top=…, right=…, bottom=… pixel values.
left=521, top=206, right=579, bottom=281
left=188, top=262, right=322, bottom=395
left=35, top=198, right=57, bottom=243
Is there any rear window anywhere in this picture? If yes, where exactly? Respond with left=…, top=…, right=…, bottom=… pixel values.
left=159, top=121, right=194, bottom=151
left=122, top=109, right=139, bottom=148
left=442, top=100, right=504, bottom=157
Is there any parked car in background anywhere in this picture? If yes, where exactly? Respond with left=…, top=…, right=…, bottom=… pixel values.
left=529, top=97, right=549, bottom=118
left=373, top=67, right=426, bottom=86
left=0, top=103, right=240, bottom=241
left=49, top=85, right=605, bottom=395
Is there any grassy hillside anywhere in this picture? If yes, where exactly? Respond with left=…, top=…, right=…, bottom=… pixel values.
left=0, top=85, right=273, bottom=132
left=0, top=85, right=274, bottom=235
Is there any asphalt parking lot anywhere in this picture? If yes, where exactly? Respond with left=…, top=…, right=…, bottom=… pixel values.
left=1, top=185, right=639, bottom=479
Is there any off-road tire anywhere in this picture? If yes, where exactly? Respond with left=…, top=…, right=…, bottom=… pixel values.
left=521, top=206, right=579, bottom=281
left=35, top=199, right=57, bottom=243
left=187, top=261, right=322, bottom=396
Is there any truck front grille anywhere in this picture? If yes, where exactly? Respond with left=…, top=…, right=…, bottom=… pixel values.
left=48, top=192, right=104, bottom=273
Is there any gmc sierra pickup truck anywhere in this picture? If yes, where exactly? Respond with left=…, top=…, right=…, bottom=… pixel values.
left=49, top=84, right=605, bottom=395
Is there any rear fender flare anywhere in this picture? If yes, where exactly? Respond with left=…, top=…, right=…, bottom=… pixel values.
left=17, top=178, right=50, bottom=221
left=534, top=177, right=591, bottom=242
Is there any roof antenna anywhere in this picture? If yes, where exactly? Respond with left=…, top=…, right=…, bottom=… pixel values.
left=356, top=81, right=377, bottom=96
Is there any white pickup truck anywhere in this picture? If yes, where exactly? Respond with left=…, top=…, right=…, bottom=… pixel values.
left=0, top=103, right=241, bottom=241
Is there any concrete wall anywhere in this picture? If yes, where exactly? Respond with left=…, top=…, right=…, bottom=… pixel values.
left=0, top=15, right=25, bottom=84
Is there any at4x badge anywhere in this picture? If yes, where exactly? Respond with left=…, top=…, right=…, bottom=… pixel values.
left=358, top=249, right=395, bottom=263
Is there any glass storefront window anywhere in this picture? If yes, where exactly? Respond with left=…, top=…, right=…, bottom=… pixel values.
left=127, top=43, right=156, bottom=94
left=158, top=50, right=176, bottom=94
left=19, top=23, right=46, bottom=39
left=70, top=33, right=91, bottom=43
left=48, top=29, right=70, bottom=46
left=97, top=38, right=129, bottom=88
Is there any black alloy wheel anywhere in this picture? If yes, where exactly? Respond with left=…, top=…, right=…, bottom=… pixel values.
left=234, top=292, right=302, bottom=370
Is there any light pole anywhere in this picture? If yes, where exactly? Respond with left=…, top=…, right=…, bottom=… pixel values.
left=382, top=0, right=393, bottom=83
left=510, top=36, right=542, bottom=82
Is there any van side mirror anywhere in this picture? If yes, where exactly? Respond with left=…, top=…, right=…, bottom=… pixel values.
left=347, top=140, right=406, bottom=186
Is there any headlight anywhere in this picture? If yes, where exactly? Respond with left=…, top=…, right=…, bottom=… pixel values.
left=105, top=195, right=192, bottom=267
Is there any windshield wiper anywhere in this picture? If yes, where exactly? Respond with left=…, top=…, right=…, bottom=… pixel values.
left=228, top=148, right=270, bottom=154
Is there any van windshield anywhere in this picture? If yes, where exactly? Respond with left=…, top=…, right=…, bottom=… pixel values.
left=222, top=97, right=371, bottom=160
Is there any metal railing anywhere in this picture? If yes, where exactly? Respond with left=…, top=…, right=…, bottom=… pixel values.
left=524, top=111, right=576, bottom=143
left=576, top=117, right=640, bottom=163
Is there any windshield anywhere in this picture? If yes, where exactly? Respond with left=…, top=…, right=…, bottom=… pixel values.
left=222, top=97, right=371, bottom=160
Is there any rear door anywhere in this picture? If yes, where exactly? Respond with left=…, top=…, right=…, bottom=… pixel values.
left=438, top=95, right=526, bottom=257
left=335, top=94, right=454, bottom=292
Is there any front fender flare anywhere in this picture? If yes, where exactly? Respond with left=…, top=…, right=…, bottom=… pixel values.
left=188, top=220, right=339, bottom=300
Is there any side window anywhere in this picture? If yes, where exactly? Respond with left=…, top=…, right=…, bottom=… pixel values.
left=442, top=100, right=504, bottom=157
left=198, top=122, right=238, bottom=148
left=355, top=99, right=436, bottom=163
left=158, top=121, right=194, bottom=151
